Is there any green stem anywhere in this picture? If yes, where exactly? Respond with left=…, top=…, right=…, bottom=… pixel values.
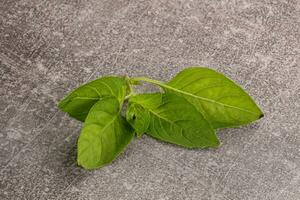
left=124, top=93, right=134, bottom=100
left=125, top=77, right=164, bottom=100
left=130, top=77, right=166, bottom=87
left=125, top=75, right=136, bottom=100
left=128, top=82, right=134, bottom=94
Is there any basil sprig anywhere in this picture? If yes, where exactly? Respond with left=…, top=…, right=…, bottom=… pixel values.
left=58, top=67, right=263, bottom=169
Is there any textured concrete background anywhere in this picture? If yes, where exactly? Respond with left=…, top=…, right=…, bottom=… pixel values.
left=0, top=0, right=299, bottom=199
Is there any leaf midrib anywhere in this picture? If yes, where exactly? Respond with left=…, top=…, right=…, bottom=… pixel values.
left=133, top=77, right=259, bottom=116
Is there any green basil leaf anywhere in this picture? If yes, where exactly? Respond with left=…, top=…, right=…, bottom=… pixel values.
left=167, top=67, right=264, bottom=128
left=58, top=76, right=128, bottom=121
left=126, top=103, right=150, bottom=137
left=133, top=67, right=263, bottom=128
left=128, top=93, right=219, bottom=148
left=77, top=97, right=134, bottom=170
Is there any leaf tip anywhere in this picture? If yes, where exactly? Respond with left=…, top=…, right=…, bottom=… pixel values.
left=259, top=113, right=264, bottom=119
left=57, top=98, right=69, bottom=110
left=212, top=139, right=221, bottom=148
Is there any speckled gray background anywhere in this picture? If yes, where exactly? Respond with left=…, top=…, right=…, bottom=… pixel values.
left=0, top=0, right=299, bottom=199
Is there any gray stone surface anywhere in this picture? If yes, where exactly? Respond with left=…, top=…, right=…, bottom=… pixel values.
left=0, top=0, right=299, bottom=199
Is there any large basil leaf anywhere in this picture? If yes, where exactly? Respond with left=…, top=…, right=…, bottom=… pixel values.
left=128, top=93, right=219, bottom=148
left=77, top=97, right=134, bottom=170
left=133, top=67, right=263, bottom=128
left=58, top=76, right=128, bottom=121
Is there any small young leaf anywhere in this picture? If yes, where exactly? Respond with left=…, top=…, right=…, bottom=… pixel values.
left=128, top=93, right=219, bottom=148
left=126, top=103, right=150, bottom=137
left=58, top=76, right=128, bottom=121
left=77, top=97, right=134, bottom=170
left=133, top=67, right=263, bottom=128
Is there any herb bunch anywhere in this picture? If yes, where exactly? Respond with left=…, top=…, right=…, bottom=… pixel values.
left=58, top=67, right=263, bottom=169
